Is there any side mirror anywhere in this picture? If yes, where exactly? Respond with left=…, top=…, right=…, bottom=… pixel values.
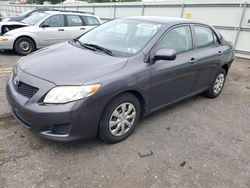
left=153, top=49, right=177, bottom=61
left=40, top=24, right=49, bottom=28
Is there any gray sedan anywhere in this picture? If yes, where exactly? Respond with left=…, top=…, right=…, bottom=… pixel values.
left=6, top=16, right=234, bottom=143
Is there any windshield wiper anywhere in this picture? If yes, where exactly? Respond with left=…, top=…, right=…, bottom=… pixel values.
left=73, top=39, right=96, bottom=52
left=83, top=43, right=113, bottom=56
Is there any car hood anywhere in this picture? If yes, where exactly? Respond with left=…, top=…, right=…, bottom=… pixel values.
left=7, top=25, right=35, bottom=34
left=0, top=21, right=28, bottom=35
left=19, top=42, right=128, bottom=85
left=0, top=21, right=27, bottom=26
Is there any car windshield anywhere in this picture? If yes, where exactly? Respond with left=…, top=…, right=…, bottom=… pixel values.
left=21, top=12, right=48, bottom=25
left=78, top=19, right=162, bottom=57
left=18, top=9, right=34, bottom=17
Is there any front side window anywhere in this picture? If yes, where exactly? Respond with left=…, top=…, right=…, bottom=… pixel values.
left=156, top=25, right=193, bottom=53
left=194, top=26, right=215, bottom=48
left=66, top=15, right=83, bottom=27
left=42, top=15, right=65, bottom=27
left=78, top=19, right=162, bottom=57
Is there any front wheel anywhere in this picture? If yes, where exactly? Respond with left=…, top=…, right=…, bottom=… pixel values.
left=99, top=93, right=141, bottom=144
left=14, top=37, right=35, bottom=56
left=204, top=68, right=226, bottom=98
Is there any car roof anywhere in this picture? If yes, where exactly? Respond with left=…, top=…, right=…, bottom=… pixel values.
left=43, top=11, right=96, bottom=17
left=123, top=16, right=202, bottom=25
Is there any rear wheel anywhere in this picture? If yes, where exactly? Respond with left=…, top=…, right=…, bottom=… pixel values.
left=99, top=93, right=141, bottom=144
left=204, top=68, right=226, bottom=98
left=14, top=37, right=35, bottom=56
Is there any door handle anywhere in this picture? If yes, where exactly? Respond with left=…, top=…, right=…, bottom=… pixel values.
left=58, top=29, right=64, bottom=31
left=218, top=51, right=222, bottom=56
left=80, top=28, right=85, bottom=30
left=189, top=57, right=197, bottom=64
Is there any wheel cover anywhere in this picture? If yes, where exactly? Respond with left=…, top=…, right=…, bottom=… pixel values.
left=213, top=73, right=225, bottom=94
left=19, top=41, right=31, bottom=52
left=109, top=102, right=136, bottom=137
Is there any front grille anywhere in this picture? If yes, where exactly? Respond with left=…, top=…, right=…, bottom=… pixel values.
left=14, top=81, right=39, bottom=98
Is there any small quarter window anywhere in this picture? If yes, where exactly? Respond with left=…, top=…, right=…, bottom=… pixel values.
left=194, top=26, right=215, bottom=48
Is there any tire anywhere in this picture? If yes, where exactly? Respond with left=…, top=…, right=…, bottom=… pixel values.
left=204, top=68, right=226, bottom=98
left=99, top=93, right=141, bottom=144
left=14, top=37, right=35, bottom=56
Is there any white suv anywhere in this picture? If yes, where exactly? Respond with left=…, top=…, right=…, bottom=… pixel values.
left=0, top=11, right=101, bottom=55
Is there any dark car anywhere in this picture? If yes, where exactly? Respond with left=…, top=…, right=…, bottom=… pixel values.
left=6, top=16, right=234, bottom=143
left=1, top=8, right=48, bottom=22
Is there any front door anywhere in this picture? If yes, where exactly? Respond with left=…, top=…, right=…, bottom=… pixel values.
left=65, top=15, right=87, bottom=39
left=38, top=15, right=67, bottom=47
left=150, top=25, right=197, bottom=110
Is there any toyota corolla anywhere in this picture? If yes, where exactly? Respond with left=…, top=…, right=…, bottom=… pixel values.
left=6, top=16, right=234, bottom=143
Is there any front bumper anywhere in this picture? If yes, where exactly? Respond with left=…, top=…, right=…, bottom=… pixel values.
left=6, top=69, right=106, bottom=141
left=0, top=35, right=15, bottom=50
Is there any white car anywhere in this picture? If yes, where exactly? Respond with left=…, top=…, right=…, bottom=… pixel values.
left=0, top=10, right=101, bottom=55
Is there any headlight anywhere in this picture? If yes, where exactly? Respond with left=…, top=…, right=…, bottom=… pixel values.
left=43, top=84, right=101, bottom=104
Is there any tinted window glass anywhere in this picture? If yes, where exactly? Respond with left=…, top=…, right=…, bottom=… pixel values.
left=43, top=15, right=64, bottom=27
left=82, top=16, right=100, bottom=25
left=194, top=26, right=214, bottom=48
left=66, top=15, right=83, bottom=27
left=156, top=25, right=193, bottom=53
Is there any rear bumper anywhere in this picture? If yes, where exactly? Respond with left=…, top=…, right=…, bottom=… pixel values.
left=6, top=71, right=106, bottom=141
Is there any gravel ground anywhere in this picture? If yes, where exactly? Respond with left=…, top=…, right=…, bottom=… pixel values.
left=0, top=51, right=250, bottom=188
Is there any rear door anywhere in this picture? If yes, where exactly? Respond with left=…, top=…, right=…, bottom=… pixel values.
left=65, top=14, right=86, bottom=39
left=81, top=15, right=100, bottom=32
left=191, top=25, right=225, bottom=92
left=150, top=25, right=197, bottom=110
left=38, top=14, right=67, bottom=47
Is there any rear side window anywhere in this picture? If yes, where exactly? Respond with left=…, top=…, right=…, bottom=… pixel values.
left=82, top=16, right=100, bottom=26
left=66, top=15, right=83, bottom=27
left=194, top=26, right=215, bottom=48
left=42, top=15, right=65, bottom=27
left=156, top=25, right=193, bottom=53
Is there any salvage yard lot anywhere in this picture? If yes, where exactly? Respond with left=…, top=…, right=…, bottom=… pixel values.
left=0, top=52, right=250, bottom=188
